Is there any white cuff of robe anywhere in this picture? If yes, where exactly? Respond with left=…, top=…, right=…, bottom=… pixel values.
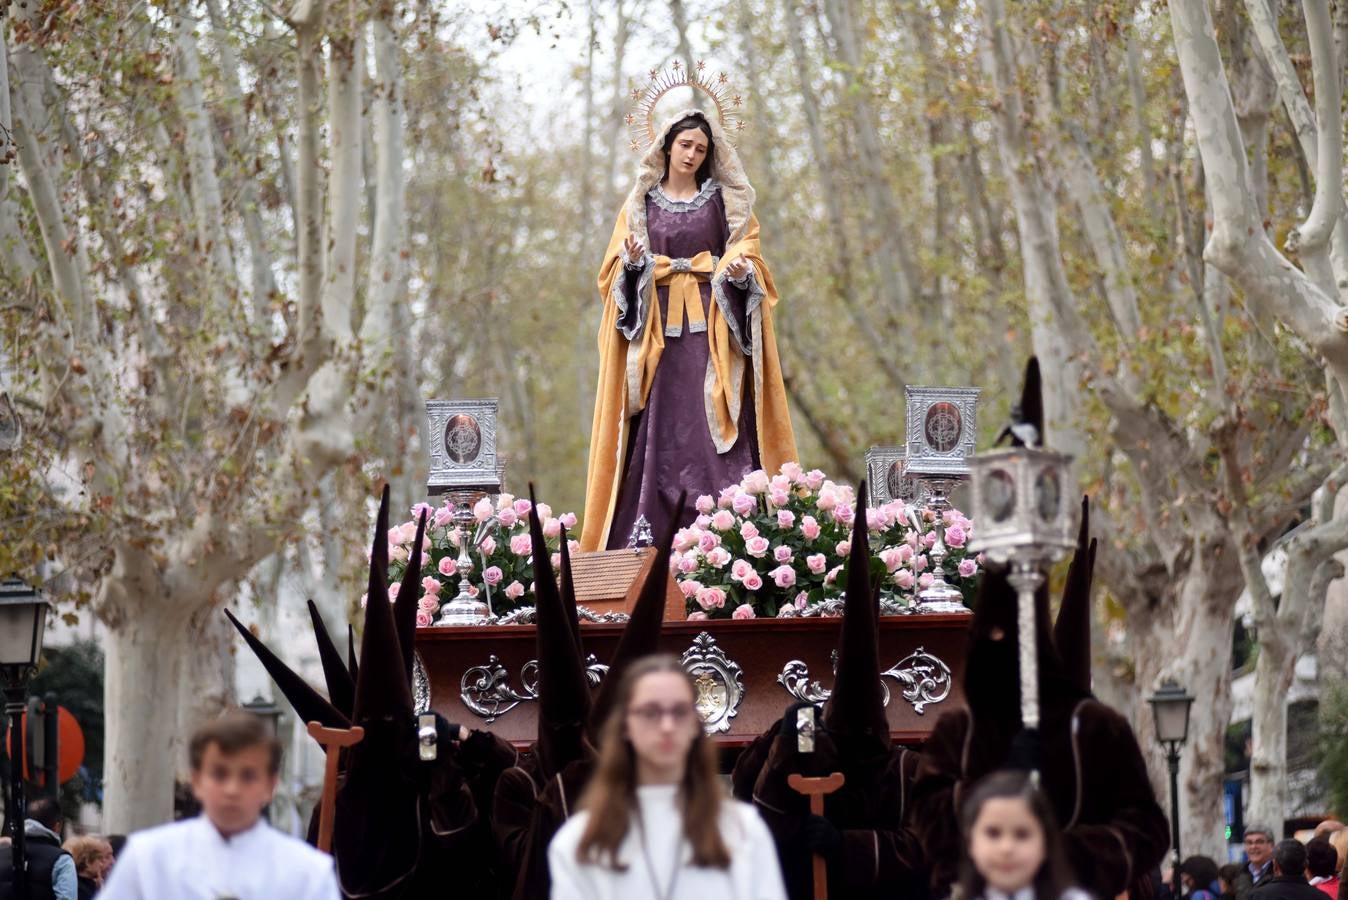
left=620, top=246, right=647, bottom=271
left=727, top=259, right=755, bottom=288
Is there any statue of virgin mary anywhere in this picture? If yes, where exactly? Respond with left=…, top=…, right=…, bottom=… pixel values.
left=580, top=101, right=798, bottom=551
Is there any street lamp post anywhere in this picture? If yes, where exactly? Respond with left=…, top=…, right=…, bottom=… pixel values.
left=0, top=577, right=51, bottom=900
left=1148, top=680, right=1195, bottom=869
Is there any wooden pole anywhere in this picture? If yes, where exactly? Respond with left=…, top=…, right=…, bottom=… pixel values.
left=306, top=721, right=365, bottom=854
left=787, top=772, right=846, bottom=900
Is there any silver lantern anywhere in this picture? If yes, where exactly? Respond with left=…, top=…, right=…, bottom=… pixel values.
left=967, top=446, right=1076, bottom=729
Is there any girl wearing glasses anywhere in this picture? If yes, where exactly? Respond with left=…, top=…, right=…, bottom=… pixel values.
left=548, top=655, right=787, bottom=900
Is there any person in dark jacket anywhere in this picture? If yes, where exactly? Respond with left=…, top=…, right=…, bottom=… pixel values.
left=1251, top=840, right=1327, bottom=900
left=0, top=797, right=77, bottom=900
left=1237, top=826, right=1279, bottom=900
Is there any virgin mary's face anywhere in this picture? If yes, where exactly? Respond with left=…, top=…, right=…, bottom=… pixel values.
left=668, top=127, right=709, bottom=177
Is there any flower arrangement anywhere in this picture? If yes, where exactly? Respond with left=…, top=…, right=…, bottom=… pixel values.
left=377, top=494, right=579, bottom=626
left=671, top=462, right=980, bottom=620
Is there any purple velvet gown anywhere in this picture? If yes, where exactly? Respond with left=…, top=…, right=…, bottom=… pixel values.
left=606, top=181, right=760, bottom=549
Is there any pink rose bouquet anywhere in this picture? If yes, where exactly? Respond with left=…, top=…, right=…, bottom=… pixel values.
left=386, top=493, right=578, bottom=619
left=673, top=463, right=980, bottom=618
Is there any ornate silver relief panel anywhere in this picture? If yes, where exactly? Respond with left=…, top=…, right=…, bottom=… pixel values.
left=777, top=646, right=953, bottom=715
left=681, top=631, right=745, bottom=734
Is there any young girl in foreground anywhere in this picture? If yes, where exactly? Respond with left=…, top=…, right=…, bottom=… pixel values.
left=957, top=771, right=1093, bottom=900
left=548, top=655, right=787, bottom=900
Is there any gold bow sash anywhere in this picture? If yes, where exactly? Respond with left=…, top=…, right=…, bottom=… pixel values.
left=653, top=251, right=719, bottom=337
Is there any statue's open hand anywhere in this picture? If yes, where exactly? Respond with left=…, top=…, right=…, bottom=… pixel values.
left=726, top=256, right=749, bottom=280
left=623, top=234, right=644, bottom=263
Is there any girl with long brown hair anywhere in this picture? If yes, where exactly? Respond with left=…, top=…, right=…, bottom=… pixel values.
left=547, top=654, right=786, bottom=900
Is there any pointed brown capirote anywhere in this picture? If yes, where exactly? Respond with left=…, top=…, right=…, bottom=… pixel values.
left=1053, top=496, right=1097, bottom=696
left=306, top=599, right=357, bottom=719
left=822, top=480, right=889, bottom=746
left=558, top=524, right=583, bottom=656
left=352, top=485, right=414, bottom=724
left=394, top=509, right=429, bottom=685
left=528, top=484, right=592, bottom=778
left=589, top=491, right=686, bottom=731
left=1015, top=357, right=1043, bottom=447
left=225, top=608, right=351, bottom=730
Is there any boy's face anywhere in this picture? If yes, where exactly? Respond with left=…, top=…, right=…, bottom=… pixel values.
left=190, top=742, right=277, bottom=837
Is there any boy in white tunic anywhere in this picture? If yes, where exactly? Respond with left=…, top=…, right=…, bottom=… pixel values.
left=100, top=710, right=339, bottom=900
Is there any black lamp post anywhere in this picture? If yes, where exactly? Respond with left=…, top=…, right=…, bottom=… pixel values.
left=1148, top=679, right=1195, bottom=869
left=0, top=577, right=51, bottom=900
left=241, top=693, right=282, bottom=737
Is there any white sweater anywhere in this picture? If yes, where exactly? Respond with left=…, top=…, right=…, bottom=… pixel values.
left=548, top=784, right=788, bottom=900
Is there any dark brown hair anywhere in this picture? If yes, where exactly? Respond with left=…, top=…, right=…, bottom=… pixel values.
left=189, top=709, right=282, bottom=775
left=956, top=770, right=1077, bottom=900
left=661, top=115, right=716, bottom=187
left=575, top=654, right=731, bottom=870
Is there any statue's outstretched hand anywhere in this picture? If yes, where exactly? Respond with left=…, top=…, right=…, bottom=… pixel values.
left=623, top=234, right=644, bottom=263
left=726, top=255, right=749, bottom=280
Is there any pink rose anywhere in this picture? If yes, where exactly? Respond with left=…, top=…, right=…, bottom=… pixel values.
left=801, top=516, right=821, bottom=540
left=742, top=469, right=770, bottom=494
left=679, top=579, right=702, bottom=597
left=677, top=555, right=698, bottom=574
left=835, top=541, right=851, bottom=557
left=483, top=566, right=503, bottom=586
left=711, top=510, right=736, bottom=531
left=745, top=536, right=771, bottom=557
left=824, top=565, right=842, bottom=586
left=922, top=530, right=938, bottom=549
left=687, top=611, right=709, bottom=621
left=411, top=501, right=434, bottom=521
left=945, top=525, right=967, bottom=548
left=438, top=556, right=456, bottom=576
left=699, top=532, right=721, bottom=552
left=740, top=521, right=760, bottom=541
left=958, top=558, right=978, bottom=578
left=706, top=547, right=732, bottom=568
left=418, top=594, right=440, bottom=613
left=390, top=545, right=409, bottom=563
left=806, top=553, right=827, bottom=574
left=496, top=507, right=518, bottom=528
left=543, top=517, right=562, bottom=538
left=560, top=511, right=578, bottom=529
left=774, top=545, right=793, bottom=563
left=696, top=494, right=715, bottom=514
left=880, top=547, right=904, bottom=571
left=795, top=591, right=809, bottom=609
left=510, top=533, right=532, bottom=555
left=535, top=502, right=553, bottom=521
left=918, top=573, right=934, bottom=590
left=834, top=503, right=855, bottom=525
left=697, top=586, right=727, bottom=610
left=568, top=539, right=581, bottom=554
left=731, top=558, right=754, bottom=581
left=769, top=488, right=791, bottom=508
left=388, top=582, right=402, bottom=600
left=867, top=509, right=889, bottom=531
left=551, top=553, right=562, bottom=569
left=478, top=536, right=496, bottom=556
left=893, top=569, right=915, bottom=590
left=804, top=469, right=826, bottom=490
left=770, top=565, right=797, bottom=588
left=777, top=509, right=796, bottom=529
left=415, top=610, right=433, bottom=627
left=421, top=576, right=442, bottom=595
left=770, top=474, right=792, bottom=494
left=732, top=603, right=757, bottom=619
left=718, top=485, right=739, bottom=508
left=914, top=554, right=928, bottom=573
left=732, top=492, right=757, bottom=516
left=896, top=544, right=914, bottom=564
left=816, top=488, right=838, bottom=512
left=780, top=461, right=804, bottom=482
left=905, top=529, right=920, bottom=549
left=513, top=498, right=532, bottom=517
left=447, top=528, right=461, bottom=547
left=434, top=506, right=455, bottom=527
left=742, top=573, right=763, bottom=591
left=473, top=497, right=494, bottom=522
left=496, top=493, right=515, bottom=510
left=669, top=551, right=683, bottom=572
left=505, top=581, right=525, bottom=600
